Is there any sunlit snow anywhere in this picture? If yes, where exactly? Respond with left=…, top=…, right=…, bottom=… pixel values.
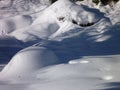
left=0, top=0, right=120, bottom=90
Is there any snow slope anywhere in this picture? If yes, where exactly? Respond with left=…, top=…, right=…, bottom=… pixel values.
left=0, top=55, right=120, bottom=90
left=0, top=0, right=50, bottom=18
left=10, top=0, right=105, bottom=42
left=0, top=0, right=120, bottom=90
left=0, top=15, right=32, bottom=35
left=0, top=46, right=59, bottom=80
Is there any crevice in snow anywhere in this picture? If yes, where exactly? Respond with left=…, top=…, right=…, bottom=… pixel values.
left=72, top=19, right=95, bottom=27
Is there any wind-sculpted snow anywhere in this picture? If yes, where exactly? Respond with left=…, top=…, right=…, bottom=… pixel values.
left=0, top=0, right=50, bottom=18
left=49, top=0, right=103, bottom=25
left=10, top=0, right=105, bottom=43
left=0, top=46, right=59, bottom=80
left=0, top=15, right=32, bottom=35
left=0, top=0, right=120, bottom=90
left=0, top=0, right=119, bottom=65
left=10, top=20, right=59, bottom=42
left=0, top=55, right=120, bottom=90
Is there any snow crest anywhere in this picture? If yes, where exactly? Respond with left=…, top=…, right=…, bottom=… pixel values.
left=0, top=46, right=58, bottom=79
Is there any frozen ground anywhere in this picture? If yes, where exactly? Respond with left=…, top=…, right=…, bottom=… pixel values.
left=0, top=0, right=120, bottom=90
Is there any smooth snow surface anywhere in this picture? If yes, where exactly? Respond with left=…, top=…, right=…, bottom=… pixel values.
left=0, top=15, right=32, bottom=35
left=0, top=46, right=58, bottom=79
left=0, top=0, right=120, bottom=90
left=0, top=55, right=120, bottom=90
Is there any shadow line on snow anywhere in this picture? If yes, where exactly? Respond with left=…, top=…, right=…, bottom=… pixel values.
left=99, top=82, right=120, bottom=90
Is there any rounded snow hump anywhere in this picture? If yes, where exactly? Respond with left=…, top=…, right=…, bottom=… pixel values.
left=0, top=46, right=59, bottom=79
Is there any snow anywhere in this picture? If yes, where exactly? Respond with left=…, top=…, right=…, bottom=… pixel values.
left=69, top=60, right=89, bottom=64
left=0, top=46, right=59, bottom=80
left=0, top=15, right=32, bottom=35
left=0, top=0, right=12, bottom=9
left=10, top=0, right=105, bottom=42
left=1, top=55, right=120, bottom=90
left=0, top=0, right=49, bottom=19
left=76, top=0, right=96, bottom=8
left=0, top=0, right=120, bottom=90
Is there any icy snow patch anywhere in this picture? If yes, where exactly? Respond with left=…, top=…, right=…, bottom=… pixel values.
left=69, top=60, right=89, bottom=64
left=102, top=75, right=113, bottom=81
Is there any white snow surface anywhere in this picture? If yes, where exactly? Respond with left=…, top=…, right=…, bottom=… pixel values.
left=10, top=0, right=105, bottom=42
left=0, top=0, right=120, bottom=90
left=0, top=55, right=120, bottom=90
left=0, top=46, right=59, bottom=80
left=0, top=15, right=32, bottom=35
left=0, top=0, right=50, bottom=19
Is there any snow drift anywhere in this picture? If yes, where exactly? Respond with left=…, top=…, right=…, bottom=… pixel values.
left=10, top=0, right=105, bottom=43
left=0, top=0, right=120, bottom=90
left=0, top=46, right=58, bottom=79
left=0, top=15, right=32, bottom=35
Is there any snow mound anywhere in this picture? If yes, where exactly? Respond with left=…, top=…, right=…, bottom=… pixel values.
left=10, top=22, right=59, bottom=42
left=0, top=15, right=32, bottom=35
left=10, top=0, right=104, bottom=43
left=0, top=46, right=59, bottom=79
left=50, top=0, right=103, bottom=25
left=0, top=0, right=120, bottom=90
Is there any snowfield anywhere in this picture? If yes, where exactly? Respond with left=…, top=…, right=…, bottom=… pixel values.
left=0, top=0, right=120, bottom=90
